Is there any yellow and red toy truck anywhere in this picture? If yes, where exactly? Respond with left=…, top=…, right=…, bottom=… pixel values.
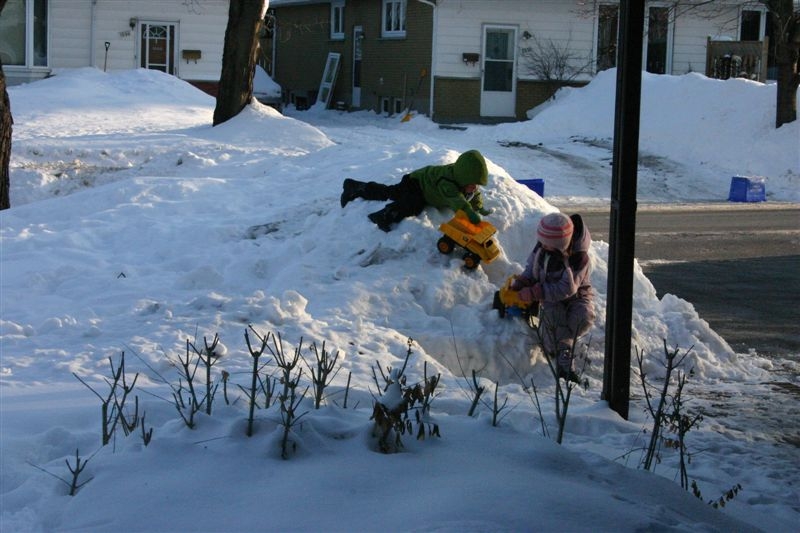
left=437, top=210, right=500, bottom=270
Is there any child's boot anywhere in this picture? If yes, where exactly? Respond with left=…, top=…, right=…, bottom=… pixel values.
left=341, top=178, right=367, bottom=208
left=368, top=204, right=403, bottom=232
left=557, top=347, right=580, bottom=384
left=342, top=179, right=392, bottom=207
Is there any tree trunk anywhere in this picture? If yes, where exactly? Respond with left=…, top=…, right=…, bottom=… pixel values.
left=768, top=0, right=800, bottom=127
left=0, top=0, right=10, bottom=210
left=212, top=0, right=266, bottom=126
left=775, top=52, right=799, bottom=127
left=0, top=59, right=12, bottom=211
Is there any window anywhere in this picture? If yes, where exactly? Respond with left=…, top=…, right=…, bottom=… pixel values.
left=740, top=10, right=763, bottom=41
left=331, top=1, right=345, bottom=40
left=382, top=0, right=406, bottom=38
left=483, top=28, right=514, bottom=92
left=740, top=8, right=775, bottom=79
left=596, top=4, right=618, bottom=72
left=645, top=6, right=670, bottom=74
left=595, top=4, right=672, bottom=75
left=0, top=0, right=48, bottom=67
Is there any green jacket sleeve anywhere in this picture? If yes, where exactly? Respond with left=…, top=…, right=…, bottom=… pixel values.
left=469, top=191, right=484, bottom=213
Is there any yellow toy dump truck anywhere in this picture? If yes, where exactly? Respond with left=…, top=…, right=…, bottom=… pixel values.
left=437, top=210, right=500, bottom=270
left=492, top=275, right=540, bottom=328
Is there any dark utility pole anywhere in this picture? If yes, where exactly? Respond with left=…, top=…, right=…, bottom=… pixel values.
left=602, top=0, right=645, bottom=420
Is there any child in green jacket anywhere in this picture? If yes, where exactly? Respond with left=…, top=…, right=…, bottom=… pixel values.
left=340, top=150, right=490, bottom=232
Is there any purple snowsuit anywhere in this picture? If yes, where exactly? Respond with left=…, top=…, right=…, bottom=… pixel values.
left=513, top=214, right=595, bottom=356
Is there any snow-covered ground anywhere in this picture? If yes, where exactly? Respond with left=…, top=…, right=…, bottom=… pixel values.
left=1, top=67, right=798, bottom=532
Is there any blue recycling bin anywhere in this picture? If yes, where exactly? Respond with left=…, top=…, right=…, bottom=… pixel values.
left=518, top=178, right=544, bottom=197
left=728, top=176, right=765, bottom=202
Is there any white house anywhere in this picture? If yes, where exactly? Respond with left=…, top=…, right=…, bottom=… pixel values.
left=268, top=0, right=771, bottom=123
left=1, top=0, right=229, bottom=93
left=427, top=0, right=770, bottom=120
left=3, top=0, right=774, bottom=123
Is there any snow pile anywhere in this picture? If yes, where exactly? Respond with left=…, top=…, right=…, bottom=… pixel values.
left=1, top=68, right=797, bottom=532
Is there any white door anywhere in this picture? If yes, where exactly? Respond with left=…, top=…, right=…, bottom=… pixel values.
left=317, top=52, right=341, bottom=108
left=480, top=26, right=517, bottom=117
left=140, top=22, right=177, bottom=75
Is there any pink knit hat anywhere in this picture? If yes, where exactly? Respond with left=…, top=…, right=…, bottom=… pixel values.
left=537, top=212, right=574, bottom=251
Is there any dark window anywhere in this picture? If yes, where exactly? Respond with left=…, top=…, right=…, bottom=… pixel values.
left=740, top=10, right=761, bottom=41
left=646, top=6, right=668, bottom=74
left=597, top=4, right=619, bottom=71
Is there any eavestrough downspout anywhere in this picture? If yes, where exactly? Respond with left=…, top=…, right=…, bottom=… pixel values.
left=415, top=0, right=436, bottom=120
left=90, top=0, right=98, bottom=68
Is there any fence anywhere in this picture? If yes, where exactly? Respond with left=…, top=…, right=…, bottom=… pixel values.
left=706, top=37, right=769, bottom=82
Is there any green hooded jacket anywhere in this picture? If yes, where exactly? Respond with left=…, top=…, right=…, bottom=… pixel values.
left=408, top=150, right=489, bottom=219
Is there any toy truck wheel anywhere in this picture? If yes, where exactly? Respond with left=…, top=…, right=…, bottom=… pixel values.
left=524, top=301, right=540, bottom=329
left=492, top=291, right=506, bottom=318
left=437, top=236, right=456, bottom=255
left=462, top=252, right=481, bottom=270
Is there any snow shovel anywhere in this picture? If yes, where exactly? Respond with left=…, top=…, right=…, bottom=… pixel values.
left=401, top=68, right=427, bottom=122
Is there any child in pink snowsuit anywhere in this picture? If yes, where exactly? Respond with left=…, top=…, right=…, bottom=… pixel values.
left=511, top=212, right=595, bottom=381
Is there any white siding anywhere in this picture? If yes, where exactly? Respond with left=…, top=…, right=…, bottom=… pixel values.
left=50, top=0, right=93, bottom=68
left=49, top=0, right=228, bottom=81
left=435, top=0, right=596, bottom=80
left=435, top=0, right=748, bottom=79
left=670, top=3, right=741, bottom=75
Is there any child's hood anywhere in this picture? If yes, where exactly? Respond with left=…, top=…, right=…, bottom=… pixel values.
left=570, top=214, right=592, bottom=253
left=452, top=150, right=489, bottom=187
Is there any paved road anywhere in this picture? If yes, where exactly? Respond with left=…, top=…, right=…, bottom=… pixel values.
left=569, top=203, right=800, bottom=358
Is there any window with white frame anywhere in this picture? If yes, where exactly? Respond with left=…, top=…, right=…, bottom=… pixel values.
left=0, top=0, right=48, bottom=67
left=596, top=4, right=618, bottom=72
left=645, top=5, right=672, bottom=74
left=740, top=7, right=774, bottom=79
left=382, top=0, right=406, bottom=38
left=331, top=1, right=345, bottom=40
left=740, top=9, right=766, bottom=41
